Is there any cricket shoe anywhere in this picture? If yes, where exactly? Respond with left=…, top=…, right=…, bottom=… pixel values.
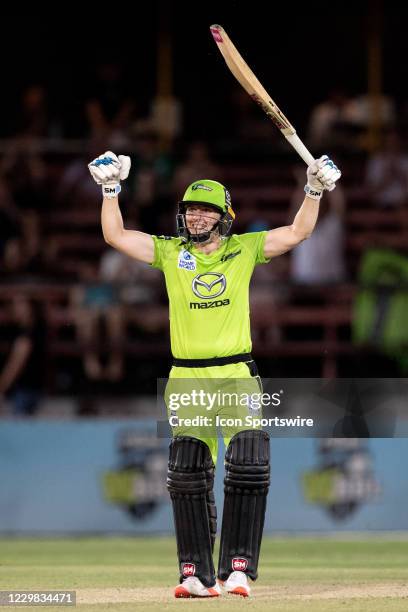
left=174, top=576, right=221, bottom=598
left=219, top=571, right=251, bottom=597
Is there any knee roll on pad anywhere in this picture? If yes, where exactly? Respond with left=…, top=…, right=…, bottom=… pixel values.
left=167, top=436, right=216, bottom=587
left=218, top=430, right=270, bottom=582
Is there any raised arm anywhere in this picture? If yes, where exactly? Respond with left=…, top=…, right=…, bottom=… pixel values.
left=89, top=151, right=154, bottom=264
left=101, top=196, right=154, bottom=264
left=264, top=155, right=341, bottom=258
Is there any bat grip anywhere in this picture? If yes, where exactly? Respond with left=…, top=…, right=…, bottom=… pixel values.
left=285, top=133, right=315, bottom=166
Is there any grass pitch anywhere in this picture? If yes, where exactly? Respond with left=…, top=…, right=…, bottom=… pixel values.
left=0, top=536, right=407, bottom=611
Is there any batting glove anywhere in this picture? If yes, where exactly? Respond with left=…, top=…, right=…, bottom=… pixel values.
left=304, top=155, right=341, bottom=200
left=88, top=151, right=131, bottom=199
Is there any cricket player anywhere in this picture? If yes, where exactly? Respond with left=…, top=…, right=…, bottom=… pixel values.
left=89, top=151, right=341, bottom=598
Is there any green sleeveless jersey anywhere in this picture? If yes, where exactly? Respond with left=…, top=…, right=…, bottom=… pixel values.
left=151, top=232, right=270, bottom=359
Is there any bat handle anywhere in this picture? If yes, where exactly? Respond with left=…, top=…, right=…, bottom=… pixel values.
left=285, top=133, right=315, bottom=166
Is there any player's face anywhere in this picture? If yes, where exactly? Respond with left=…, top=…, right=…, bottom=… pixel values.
left=185, top=205, right=221, bottom=235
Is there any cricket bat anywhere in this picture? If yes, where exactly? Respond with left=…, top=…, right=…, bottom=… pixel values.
left=210, top=24, right=315, bottom=166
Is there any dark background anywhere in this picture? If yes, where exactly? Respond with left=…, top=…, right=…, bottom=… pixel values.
left=0, top=1, right=403, bottom=139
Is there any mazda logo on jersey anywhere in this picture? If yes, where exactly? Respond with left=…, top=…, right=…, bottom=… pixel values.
left=192, top=273, right=226, bottom=299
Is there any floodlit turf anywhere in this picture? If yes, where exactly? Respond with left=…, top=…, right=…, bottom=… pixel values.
left=0, top=537, right=408, bottom=611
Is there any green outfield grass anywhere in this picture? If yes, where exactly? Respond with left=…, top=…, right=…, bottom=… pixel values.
left=0, top=537, right=407, bottom=611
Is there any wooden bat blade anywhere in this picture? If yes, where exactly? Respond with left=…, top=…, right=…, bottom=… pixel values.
left=210, top=24, right=295, bottom=135
left=210, top=24, right=315, bottom=166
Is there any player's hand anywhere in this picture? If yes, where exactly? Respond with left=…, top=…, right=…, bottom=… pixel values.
left=88, top=151, right=131, bottom=199
left=305, top=155, right=341, bottom=199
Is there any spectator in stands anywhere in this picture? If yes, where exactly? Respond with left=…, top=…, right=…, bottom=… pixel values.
left=307, top=88, right=355, bottom=152
left=85, top=62, right=135, bottom=148
left=352, top=248, right=408, bottom=376
left=128, top=128, right=174, bottom=232
left=12, top=84, right=61, bottom=139
left=172, top=142, right=222, bottom=198
left=0, top=140, right=50, bottom=212
left=290, top=165, right=346, bottom=284
left=308, top=89, right=396, bottom=153
left=249, top=259, right=289, bottom=345
left=0, top=296, right=46, bottom=417
left=244, top=202, right=272, bottom=235
left=99, top=246, right=162, bottom=305
left=99, top=246, right=167, bottom=360
left=0, top=178, right=22, bottom=272
left=229, top=89, right=280, bottom=147
left=149, top=94, right=183, bottom=148
left=0, top=85, right=58, bottom=214
left=365, top=130, right=408, bottom=208
left=71, top=260, right=125, bottom=382
left=56, top=138, right=119, bottom=210
left=343, top=93, right=396, bottom=133
left=2, top=209, right=49, bottom=279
